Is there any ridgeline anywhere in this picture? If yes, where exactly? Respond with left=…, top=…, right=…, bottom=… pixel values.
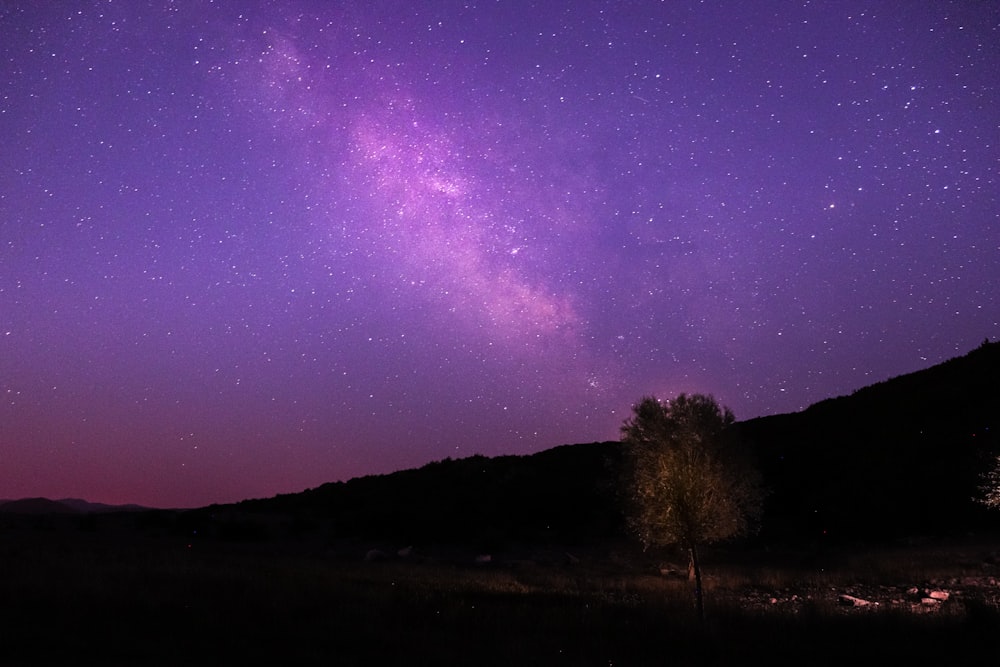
left=213, top=340, right=1000, bottom=546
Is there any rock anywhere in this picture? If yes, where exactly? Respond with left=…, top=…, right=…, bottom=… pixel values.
left=474, top=554, right=492, bottom=564
left=397, top=546, right=414, bottom=558
left=927, top=590, right=950, bottom=601
left=659, top=568, right=685, bottom=578
left=838, top=594, right=874, bottom=607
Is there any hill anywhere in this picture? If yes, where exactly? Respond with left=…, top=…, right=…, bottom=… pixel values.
left=227, top=441, right=625, bottom=547
left=738, top=339, right=1000, bottom=541
left=200, top=341, right=1000, bottom=546
left=0, top=498, right=79, bottom=515
left=56, top=498, right=148, bottom=514
left=0, top=498, right=149, bottom=515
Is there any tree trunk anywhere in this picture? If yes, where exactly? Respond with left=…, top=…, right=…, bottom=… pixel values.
left=689, top=543, right=705, bottom=623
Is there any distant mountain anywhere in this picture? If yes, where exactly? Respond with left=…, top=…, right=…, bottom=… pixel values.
left=0, top=498, right=79, bottom=515
left=0, top=497, right=149, bottom=515
left=56, top=498, right=148, bottom=513
left=199, top=341, right=1000, bottom=545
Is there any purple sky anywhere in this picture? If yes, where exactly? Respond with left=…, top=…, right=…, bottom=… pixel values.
left=2, top=1, right=997, bottom=508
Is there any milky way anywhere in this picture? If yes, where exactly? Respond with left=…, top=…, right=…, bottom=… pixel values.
left=2, top=1, right=997, bottom=507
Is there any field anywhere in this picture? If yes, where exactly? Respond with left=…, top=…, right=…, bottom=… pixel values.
left=1, top=515, right=998, bottom=665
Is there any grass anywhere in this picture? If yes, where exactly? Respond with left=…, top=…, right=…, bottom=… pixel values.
left=0, top=522, right=997, bottom=665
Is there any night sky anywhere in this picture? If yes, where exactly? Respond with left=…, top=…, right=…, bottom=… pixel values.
left=2, top=1, right=997, bottom=508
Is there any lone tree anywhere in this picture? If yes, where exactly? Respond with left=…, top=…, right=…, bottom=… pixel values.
left=620, top=393, right=764, bottom=621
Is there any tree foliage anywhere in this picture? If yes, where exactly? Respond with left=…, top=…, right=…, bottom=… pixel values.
left=620, top=393, right=764, bottom=551
left=977, top=454, right=1000, bottom=510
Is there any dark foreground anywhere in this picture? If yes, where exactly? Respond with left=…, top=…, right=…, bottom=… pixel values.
left=1, top=515, right=998, bottom=666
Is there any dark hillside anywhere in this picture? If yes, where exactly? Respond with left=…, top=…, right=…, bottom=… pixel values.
left=738, top=341, right=1000, bottom=541
left=233, top=440, right=625, bottom=547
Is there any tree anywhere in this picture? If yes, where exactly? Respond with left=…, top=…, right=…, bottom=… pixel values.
left=620, top=393, right=764, bottom=621
left=977, top=454, right=1000, bottom=510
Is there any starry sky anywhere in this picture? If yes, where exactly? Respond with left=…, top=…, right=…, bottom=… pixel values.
left=2, top=1, right=998, bottom=508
